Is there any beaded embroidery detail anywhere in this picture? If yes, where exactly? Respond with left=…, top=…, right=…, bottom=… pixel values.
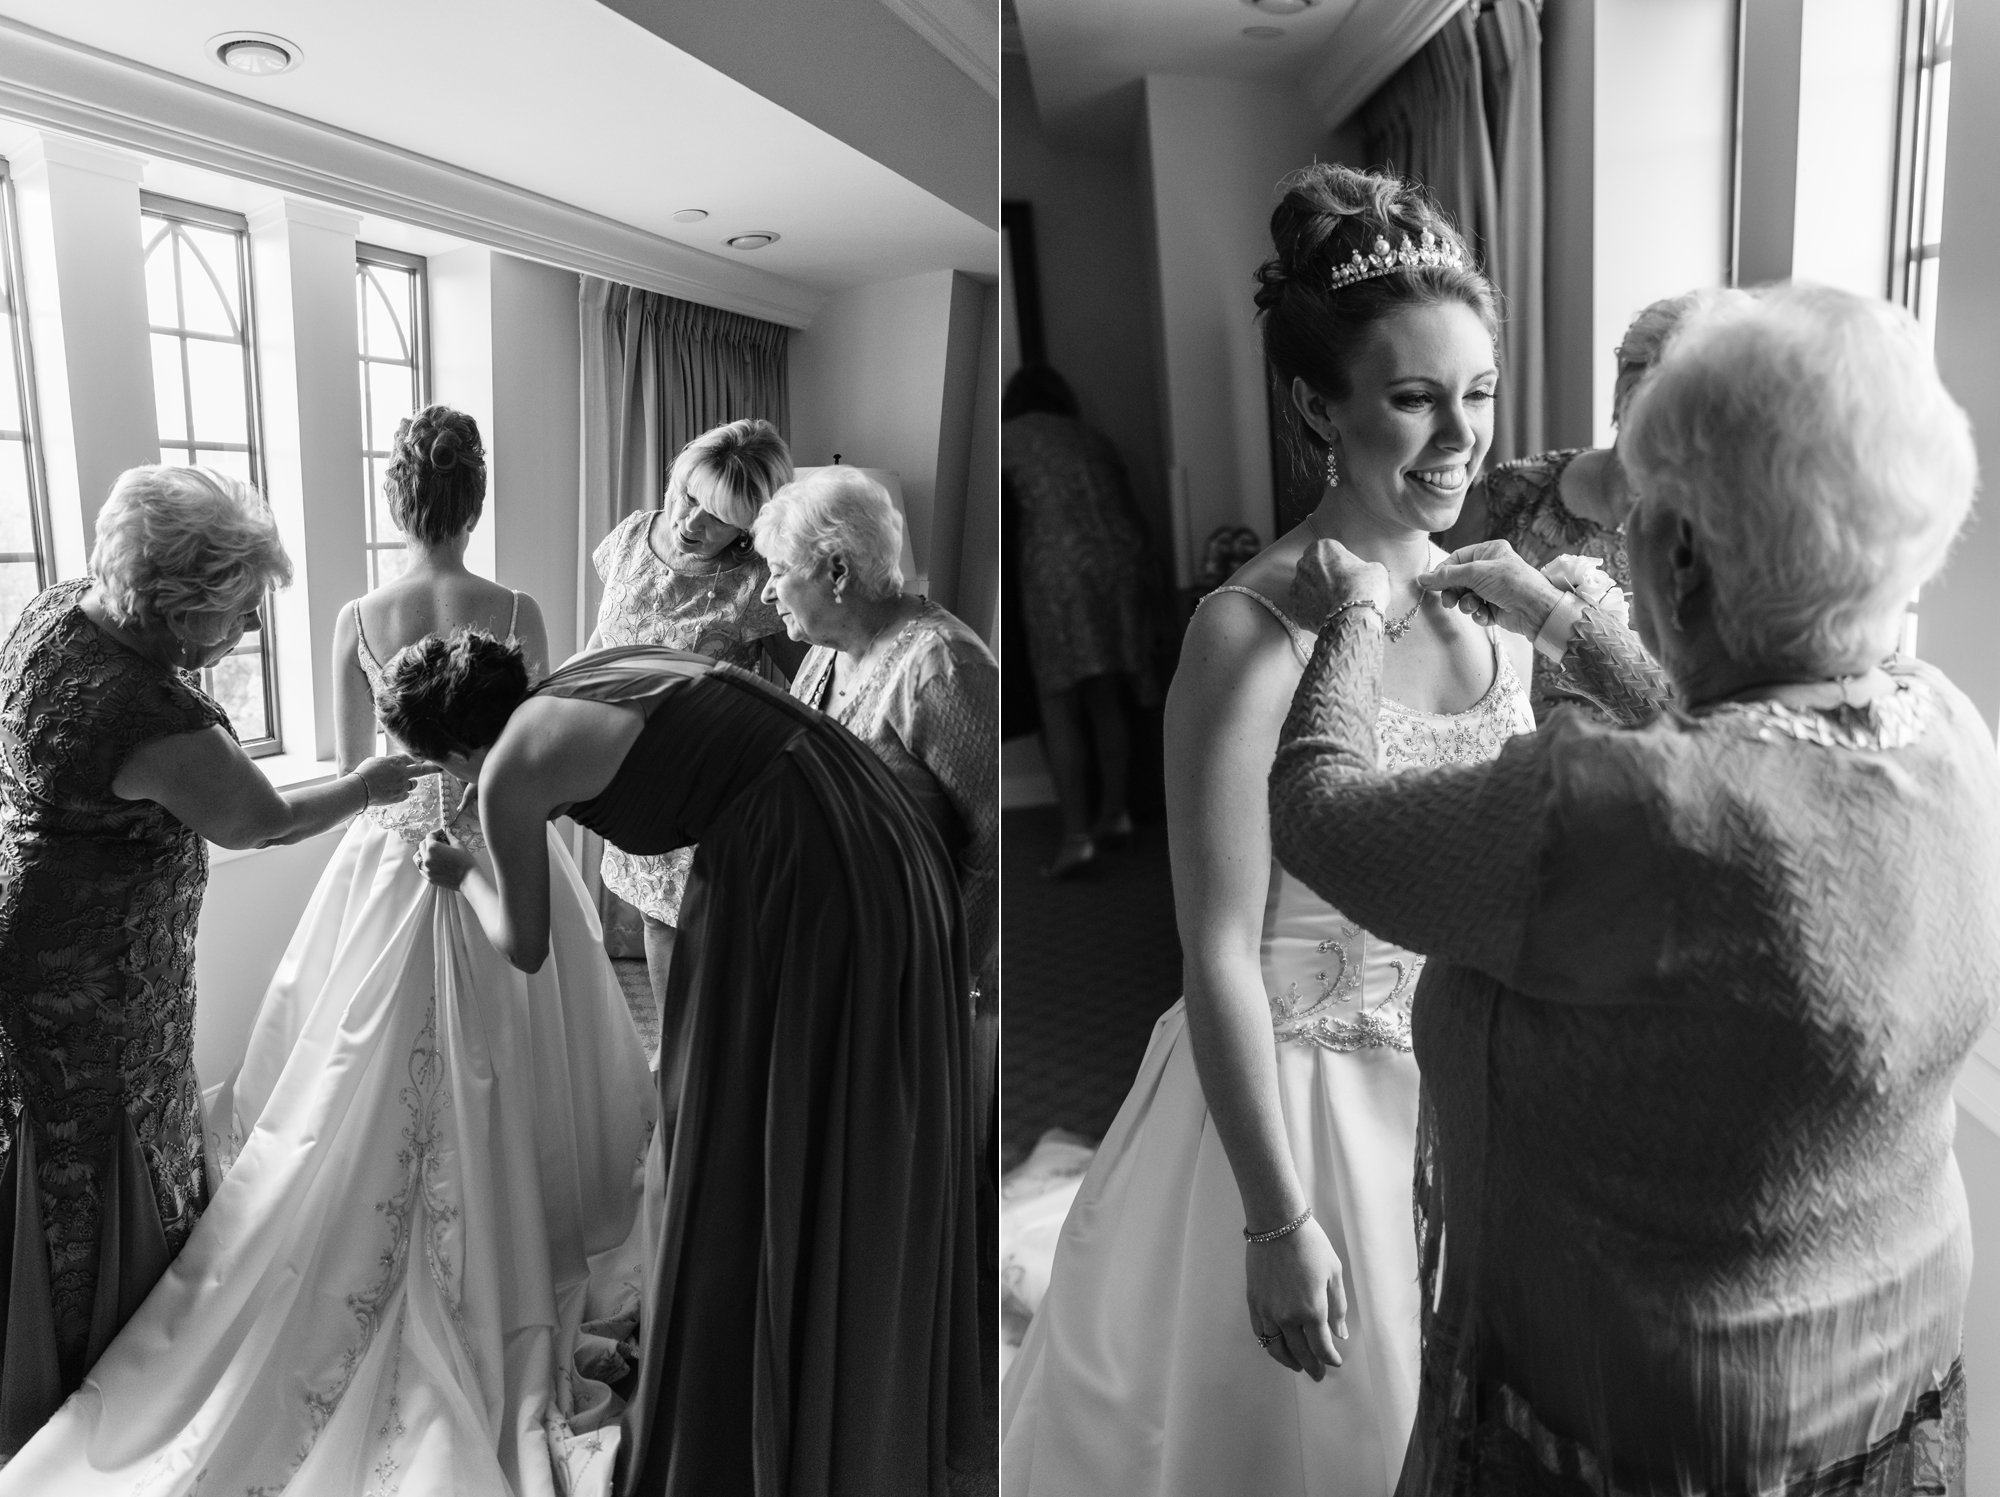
left=1202, top=584, right=1534, bottom=1053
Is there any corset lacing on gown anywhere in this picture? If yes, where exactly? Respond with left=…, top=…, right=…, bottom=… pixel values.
left=1207, top=582, right=1534, bottom=1055
left=351, top=595, right=522, bottom=852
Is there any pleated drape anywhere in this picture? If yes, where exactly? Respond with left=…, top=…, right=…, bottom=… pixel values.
left=1360, top=0, right=1547, bottom=464
left=576, top=279, right=791, bottom=646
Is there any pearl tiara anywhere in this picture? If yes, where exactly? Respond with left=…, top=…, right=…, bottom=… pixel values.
left=1326, top=230, right=1467, bottom=293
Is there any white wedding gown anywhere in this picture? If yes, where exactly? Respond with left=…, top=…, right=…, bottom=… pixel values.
left=0, top=627, right=657, bottom=1497
left=1001, top=586, right=1533, bottom=1497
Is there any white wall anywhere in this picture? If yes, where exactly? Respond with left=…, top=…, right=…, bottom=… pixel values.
left=789, top=267, right=992, bottom=614
left=1141, top=74, right=1329, bottom=578
left=490, top=255, right=584, bottom=661
left=1590, top=0, right=1735, bottom=443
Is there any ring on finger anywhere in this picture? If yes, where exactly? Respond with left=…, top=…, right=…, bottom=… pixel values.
left=1254, top=1328, right=1280, bottom=1348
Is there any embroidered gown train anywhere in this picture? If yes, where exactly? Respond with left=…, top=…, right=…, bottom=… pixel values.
left=1000, top=585, right=1533, bottom=1497
left=0, top=601, right=657, bottom=1497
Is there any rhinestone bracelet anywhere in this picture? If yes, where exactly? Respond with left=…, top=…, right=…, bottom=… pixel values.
left=1243, top=1206, right=1313, bottom=1244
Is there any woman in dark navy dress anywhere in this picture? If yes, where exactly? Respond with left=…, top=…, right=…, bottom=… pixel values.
left=378, top=633, right=989, bottom=1497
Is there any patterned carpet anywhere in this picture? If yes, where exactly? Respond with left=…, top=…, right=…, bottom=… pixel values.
left=1001, top=805, right=1184, bottom=1170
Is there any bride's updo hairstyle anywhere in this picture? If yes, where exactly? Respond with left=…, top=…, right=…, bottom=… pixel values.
left=385, top=405, right=487, bottom=546
left=1255, top=164, right=1498, bottom=436
left=377, top=630, right=530, bottom=761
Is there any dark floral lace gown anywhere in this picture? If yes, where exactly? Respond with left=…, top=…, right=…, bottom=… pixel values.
left=0, top=578, right=223, bottom=1453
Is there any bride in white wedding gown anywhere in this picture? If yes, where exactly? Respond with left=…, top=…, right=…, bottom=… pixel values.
left=0, top=408, right=655, bottom=1497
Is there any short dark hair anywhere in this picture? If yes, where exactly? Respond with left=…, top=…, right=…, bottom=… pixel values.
left=1002, top=364, right=1079, bottom=421
left=385, top=405, right=487, bottom=546
left=377, top=629, right=529, bottom=761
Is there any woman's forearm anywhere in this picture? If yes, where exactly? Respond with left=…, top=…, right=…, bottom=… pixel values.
left=1548, top=604, right=1673, bottom=725
left=1182, top=963, right=1308, bottom=1230
left=454, top=864, right=545, bottom=971
left=247, top=774, right=371, bottom=848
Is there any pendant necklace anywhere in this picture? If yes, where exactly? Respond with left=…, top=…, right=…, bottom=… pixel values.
left=1306, top=511, right=1428, bottom=643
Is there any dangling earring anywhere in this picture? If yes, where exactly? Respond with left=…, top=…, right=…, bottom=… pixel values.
left=1324, top=442, right=1340, bottom=489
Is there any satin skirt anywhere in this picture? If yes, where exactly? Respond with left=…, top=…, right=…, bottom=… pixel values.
left=0, top=819, right=656, bottom=1496
left=1001, top=1000, right=1422, bottom=1497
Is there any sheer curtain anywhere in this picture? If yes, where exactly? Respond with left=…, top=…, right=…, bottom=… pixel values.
left=1360, top=0, right=1546, bottom=464
left=574, top=278, right=790, bottom=921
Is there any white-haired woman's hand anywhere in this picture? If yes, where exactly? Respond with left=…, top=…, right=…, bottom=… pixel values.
left=1540, top=553, right=1630, bottom=627
left=1418, top=540, right=1566, bottom=639
left=352, top=753, right=433, bottom=809
left=1245, top=1216, right=1347, bottom=1381
left=1291, top=538, right=1389, bottom=626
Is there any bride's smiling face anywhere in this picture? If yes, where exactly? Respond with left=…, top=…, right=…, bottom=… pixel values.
left=1300, top=300, right=1498, bottom=536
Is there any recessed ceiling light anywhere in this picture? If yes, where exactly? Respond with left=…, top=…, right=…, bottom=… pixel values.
left=1242, top=25, right=1286, bottom=38
left=672, top=209, right=709, bottom=224
left=726, top=233, right=780, bottom=251
left=208, top=32, right=301, bottom=76
left=1243, top=0, right=1314, bottom=13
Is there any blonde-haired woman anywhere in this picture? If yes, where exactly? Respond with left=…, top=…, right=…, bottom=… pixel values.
left=0, top=467, right=425, bottom=1455
left=588, top=418, right=807, bottom=1011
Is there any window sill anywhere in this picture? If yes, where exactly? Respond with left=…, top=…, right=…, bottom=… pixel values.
left=207, top=750, right=345, bottom=867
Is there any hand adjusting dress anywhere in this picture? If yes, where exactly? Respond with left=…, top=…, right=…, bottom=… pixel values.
left=0, top=594, right=657, bottom=1497
left=1001, top=584, right=1533, bottom=1497
left=1269, top=602, right=1997, bottom=1496
left=539, top=646, right=989, bottom=1497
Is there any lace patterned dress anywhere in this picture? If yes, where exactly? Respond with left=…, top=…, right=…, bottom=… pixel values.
left=1269, top=601, right=1994, bottom=1497
left=789, top=600, right=997, bottom=997
left=1000, top=411, right=1156, bottom=695
left=591, top=511, right=783, bottom=925
left=0, top=579, right=224, bottom=1455
left=1480, top=450, right=1630, bottom=725
left=1001, top=584, right=1533, bottom=1497
left=0, top=595, right=658, bottom=1497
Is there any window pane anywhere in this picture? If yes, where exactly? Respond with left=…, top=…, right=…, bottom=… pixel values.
left=143, top=228, right=178, bottom=325
left=1918, top=255, right=1941, bottom=350
left=368, top=362, right=414, bottom=454
left=1923, top=57, right=1951, bottom=248
left=0, top=559, right=38, bottom=644
left=372, top=456, right=400, bottom=543
left=364, top=270, right=412, bottom=362
left=0, top=438, right=32, bottom=553
left=206, top=643, right=267, bottom=740
left=177, top=229, right=240, bottom=336
left=152, top=334, right=186, bottom=442
left=185, top=338, right=250, bottom=446
left=0, top=320, right=21, bottom=428
left=198, top=447, right=254, bottom=487
left=372, top=545, right=411, bottom=588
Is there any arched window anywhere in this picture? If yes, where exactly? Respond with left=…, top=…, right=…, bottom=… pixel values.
left=357, top=247, right=428, bottom=589
left=141, top=195, right=277, bottom=752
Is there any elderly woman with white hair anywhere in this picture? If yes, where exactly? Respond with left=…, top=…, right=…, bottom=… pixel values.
left=753, top=466, right=997, bottom=1001
left=0, top=466, right=424, bottom=1455
left=1272, top=282, right=1997, bottom=1493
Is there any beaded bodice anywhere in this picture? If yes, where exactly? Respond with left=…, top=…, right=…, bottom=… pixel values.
left=1207, top=583, right=1534, bottom=1052
left=351, top=598, right=521, bottom=851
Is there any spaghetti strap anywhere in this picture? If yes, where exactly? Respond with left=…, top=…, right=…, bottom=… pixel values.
left=1203, top=583, right=1313, bottom=665
left=351, top=599, right=380, bottom=673
left=508, top=590, right=522, bottom=640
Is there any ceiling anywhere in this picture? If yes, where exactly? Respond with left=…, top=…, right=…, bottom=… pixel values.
left=1014, top=0, right=1456, bottom=147
left=0, top=0, right=998, bottom=296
